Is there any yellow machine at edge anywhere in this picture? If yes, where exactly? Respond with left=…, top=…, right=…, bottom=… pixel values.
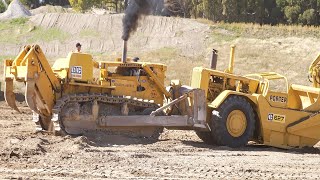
left=3, top=44, right=320, bottom=149
left=191, top=47, right=320, bottom=149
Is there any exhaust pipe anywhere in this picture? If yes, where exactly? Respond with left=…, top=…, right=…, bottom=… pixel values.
left=122, top=40, right=127, bottom=63
left=210, top=49, right=218, bottom=70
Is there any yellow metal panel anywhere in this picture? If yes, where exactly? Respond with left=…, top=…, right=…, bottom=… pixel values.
left=289, top=84, right=320, bottom=111
left=191, top=67, right=209, bottom=95
left=257, top=96, right=308, bottom=132
left=265, top=91, right=288, bottom=108
left=208, top=90, right=259, bottom=109
left=98, top=61, right=167, bottom=105
left=111, top=79, right=136, bottom=91
left=299, top=137, right=319, bottom=148
left=12, top=45, right=31, bottom=66
left=142, top=64, right=170, bottom=99
left=62, top=84, right=112, bottom=95
left=110, top=76, right=163, bottom=105
left=287, top=114, right=320, bottom=140
left=200, top=68, right=256, bottom=82
left=246, top=72, right=287, bottom=80
left=69, top=82, right=115, bottom=89
left=52, top=52, right=97, bottom=82
left=256, top=95, right=320, bottom=148
left=54, top=69, right=68, bottom=79
left=291, top=84, right=320, bottom=94
left=100, top=61, right=167, bottom=70
left=52, top=58, right=69, bottom=70
left=31, top=45, right=61, bottom=92
left=248, top=80, right=259, bottom=94
left=287, top=86, right=303, bottom=110
left=287, top=134, right=300, bottom=147
left=269, top=131, right=285, bottom=147
left=68, top=52, right=94, bottom=82
left=35, top=71, right=55, bottom=114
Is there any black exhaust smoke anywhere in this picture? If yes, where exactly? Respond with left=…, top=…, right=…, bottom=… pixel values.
left=122, top=0, right=152, bottom=41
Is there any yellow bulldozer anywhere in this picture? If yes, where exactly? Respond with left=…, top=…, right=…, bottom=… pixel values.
left=4, top=44, right=208, bottom=138
left=3, top=43, right=320, bottom=149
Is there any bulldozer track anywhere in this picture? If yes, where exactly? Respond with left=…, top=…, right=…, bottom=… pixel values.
left=48, top=93, right=160, bottom=135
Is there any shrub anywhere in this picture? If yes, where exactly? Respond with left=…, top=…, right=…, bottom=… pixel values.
left=284, top=5, right=301, bottom=24
left=0, top=1, right=6, bottom=13
left=69, top=0, right=96, bottom=12
left=298, top=9, right=316, bottom=25
left=20, top=0, right=39, bottom=8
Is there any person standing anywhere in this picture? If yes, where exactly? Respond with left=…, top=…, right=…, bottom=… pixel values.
left=76, top=43, right=81, bottom=52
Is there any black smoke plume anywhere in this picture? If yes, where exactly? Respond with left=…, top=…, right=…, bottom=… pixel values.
left=122, top=0, right=152, bottom=41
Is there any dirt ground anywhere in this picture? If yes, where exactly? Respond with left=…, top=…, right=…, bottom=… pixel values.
left=0, top=102, right=319, bottom=179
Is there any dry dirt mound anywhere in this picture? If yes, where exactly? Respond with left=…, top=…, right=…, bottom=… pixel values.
left=30, top=5, right=73, bottom=15
left=28, top=13, right=210, bottom=57
left=0, top=0, right=31, bottom=20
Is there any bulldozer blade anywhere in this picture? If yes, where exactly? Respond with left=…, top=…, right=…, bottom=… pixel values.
left=25, top=80, right=41, bottom=115
left=4, top=79, right=20, bottom=113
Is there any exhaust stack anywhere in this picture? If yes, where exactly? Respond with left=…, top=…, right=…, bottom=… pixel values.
left=227, top=45, right=236, bottom=74
left=210, top=49, right=218, bottom=70
left=122, top=40, right=128, bottom=63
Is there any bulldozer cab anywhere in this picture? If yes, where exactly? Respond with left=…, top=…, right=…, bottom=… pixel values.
left=52, top=52, right=96, bottom=83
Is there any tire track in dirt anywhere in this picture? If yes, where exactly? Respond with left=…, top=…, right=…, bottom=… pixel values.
left=0, top=103, right=320, bottom=179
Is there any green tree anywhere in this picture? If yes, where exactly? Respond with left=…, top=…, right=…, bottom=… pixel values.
left=202, top=0, right=214, bottom=19
left=19, top=0, right=69, bottom=8
left=69, top=0, right=98, bottom=12
left=276, top=0, right=287, bottom=10
left=270, top=7, right=282, bottom=24
left=299, top=8, right=317, bottom=25
left=284, top=5, right=301, bottom=23
left=212, top=0, right=223, bottom=22
left=188, top=0, right=202, bottom=19
left=222, top=0, right=239, bottom=22
left=20, top=0, right=39, bottom=8
left=165, top=0, right=192, bottom=18
left=0, top=1, right=5, bottom=13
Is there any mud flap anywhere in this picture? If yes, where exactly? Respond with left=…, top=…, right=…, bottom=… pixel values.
left=4, top=79, right=20, bottom=113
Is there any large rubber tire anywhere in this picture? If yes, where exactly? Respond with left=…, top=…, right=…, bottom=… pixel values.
left=195, top=131, right=217, bottom=145
left=211, top=96, right=255, bottom=148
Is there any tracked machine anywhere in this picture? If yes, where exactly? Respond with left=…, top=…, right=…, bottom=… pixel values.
left=3, top=43, right=207, bottom=137
left=4, top=43, right=320, bottom=149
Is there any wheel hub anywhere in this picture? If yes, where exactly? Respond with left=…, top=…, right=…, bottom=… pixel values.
left=226, top=110, right=247, bottom=137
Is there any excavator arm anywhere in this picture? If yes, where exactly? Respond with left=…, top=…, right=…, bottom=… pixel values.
left=4, top=45, right=61, bottom=116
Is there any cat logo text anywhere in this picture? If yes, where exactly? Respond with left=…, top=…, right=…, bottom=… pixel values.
left=267, top=113, right=285, bottom=123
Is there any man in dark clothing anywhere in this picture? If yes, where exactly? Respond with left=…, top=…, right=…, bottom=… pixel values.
left=76, top=43, right=81, bottom=52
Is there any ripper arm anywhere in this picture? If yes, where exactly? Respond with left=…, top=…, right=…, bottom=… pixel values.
left=4, top=45, right=61, bottom=116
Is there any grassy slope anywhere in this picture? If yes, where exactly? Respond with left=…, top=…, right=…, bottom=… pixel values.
left=0, top=17, right=70, bottom=44
left=203, top=22, right=320, bottom=86
left=136, top=22, right=320, bottom=86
